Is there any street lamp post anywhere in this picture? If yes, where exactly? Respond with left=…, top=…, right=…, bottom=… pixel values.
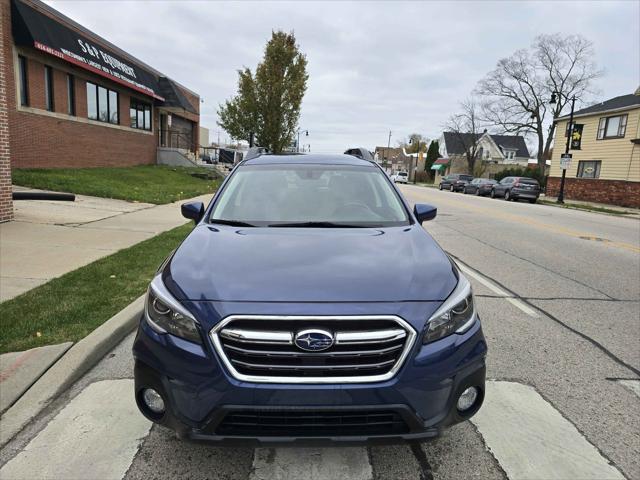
left=297, top=129, right=309, bottom=153
left=550, top=92, right=576, bottom=204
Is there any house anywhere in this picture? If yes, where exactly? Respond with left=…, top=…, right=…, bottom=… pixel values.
left=547, top=90, right=640, bottom=208
left=374, top=146, right=411, bottom=174
left=0, top=0, right=201, bottom=222
left=434, top=131, right=530, bottom=181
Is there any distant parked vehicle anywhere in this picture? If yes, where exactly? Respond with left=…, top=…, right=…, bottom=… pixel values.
left=490, top=177, right=540, bottom=203
left=392, top=171, right=409, bottom=183
left=464, top=178, right=498, bottom=196
left=440, top=174, right=474, bottom=192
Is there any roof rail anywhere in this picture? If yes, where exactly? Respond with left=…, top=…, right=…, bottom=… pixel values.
left=243, top=147, right=270, bottom=162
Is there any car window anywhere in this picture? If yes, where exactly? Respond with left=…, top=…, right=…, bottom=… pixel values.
left=461, top=175, right=474, bottom=181
left=519, top=178, right=539, bottom=185
left=210, top=164, right=410, bottom=227
left=500, top=177, right=511, bottom=184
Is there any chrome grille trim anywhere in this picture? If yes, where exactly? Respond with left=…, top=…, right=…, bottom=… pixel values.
left=210, top=315, right=417, bottom=384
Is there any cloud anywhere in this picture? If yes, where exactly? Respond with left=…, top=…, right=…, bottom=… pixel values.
left=47, top=0, right=639, bottom=153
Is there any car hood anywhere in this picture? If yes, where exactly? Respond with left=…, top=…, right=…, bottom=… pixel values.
left=163, top=224, right=458, bottom=303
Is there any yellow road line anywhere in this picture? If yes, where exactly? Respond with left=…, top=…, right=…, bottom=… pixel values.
left=404, top=189, right=640, bottom=254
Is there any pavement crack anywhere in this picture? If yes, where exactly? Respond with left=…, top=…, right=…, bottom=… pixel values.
left=451, top=254, right=640, bottom=378
left=475, top=294, right=639, bottom=303
left=409, top=442, right=434, bottom=480
left=438, top=222, right=618, bottom=300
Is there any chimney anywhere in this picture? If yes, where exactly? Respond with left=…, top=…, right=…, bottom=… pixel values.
left=483, top=129, right=488, bottom=134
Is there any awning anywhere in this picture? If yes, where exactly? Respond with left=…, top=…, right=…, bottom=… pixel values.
left=433, top=157, right=449, bottom=165
left=11, top=0, right=164, bottom=100
left=431, top=164, right=445, bottom=171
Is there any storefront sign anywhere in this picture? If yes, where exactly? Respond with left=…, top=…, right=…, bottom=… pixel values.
left=12, top=0, right=164, bottom=100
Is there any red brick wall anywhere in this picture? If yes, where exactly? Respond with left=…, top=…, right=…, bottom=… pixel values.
left=8, top=54, right=158, bottom=169
left=1, top=0, right=14, bottom=221
left=546, top=177, right=640, bottom=208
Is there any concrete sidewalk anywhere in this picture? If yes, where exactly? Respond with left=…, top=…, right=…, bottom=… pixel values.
left=0, top=188, right=213, bottom=302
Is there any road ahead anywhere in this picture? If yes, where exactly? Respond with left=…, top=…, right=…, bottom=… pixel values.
left=1, top=186, right=639, bottom=480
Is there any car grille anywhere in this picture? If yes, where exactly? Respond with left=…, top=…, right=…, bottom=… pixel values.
left=215, top=409, right=410, bottom=437
left=210, top=315, right=416, bottom=383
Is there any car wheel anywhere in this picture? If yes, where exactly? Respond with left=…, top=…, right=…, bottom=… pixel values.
left=490, top=189, right=496, bottom=198
left=439, top=184, right=443, bottom=190
left=529, top=198, right=537, bottom=204
left=504, top=190, right=511, bottom=201
left=475, top=188, right=481, bottom=196
left=450, top=185, right=454, bottom=192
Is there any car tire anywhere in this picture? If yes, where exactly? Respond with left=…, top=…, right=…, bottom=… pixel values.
left=490, top=189, right=496, bottom=198
left=439, top=184, right=443, bottom=190
left=504, top=190, right=511, bottom=201
left=475, top=188, right=481, bottom=196
left=529, top=198, right=537, bottom=204
left=450, top=185, right=454, bottom=192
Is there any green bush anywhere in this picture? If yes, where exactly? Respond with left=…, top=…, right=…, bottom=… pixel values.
left=494, top=166, right=547, bottom=189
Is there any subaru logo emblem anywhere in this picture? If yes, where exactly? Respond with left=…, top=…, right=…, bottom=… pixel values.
left=294, top=329, right=334, bottom=352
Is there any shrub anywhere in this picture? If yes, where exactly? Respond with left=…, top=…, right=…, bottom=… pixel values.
left=494, top=166, right=547, bottom=188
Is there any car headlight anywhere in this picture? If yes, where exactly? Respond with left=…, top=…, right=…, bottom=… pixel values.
left=423, top=273, right=476, bottom=344
left=145, top=275, right=202, bottom=344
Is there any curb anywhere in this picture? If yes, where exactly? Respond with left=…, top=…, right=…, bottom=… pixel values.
left=0, top=295, right=144, bottom=448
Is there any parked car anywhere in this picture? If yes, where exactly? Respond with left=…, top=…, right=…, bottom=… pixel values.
left=464, top=178, right=498, bottom=196
left=439, top=174, right=474, bottom=192
left=392, top=171, right=409, bottom=183
left=133, top=153, right=486, bottom=444
left=490, top=176, right=541, bottom=203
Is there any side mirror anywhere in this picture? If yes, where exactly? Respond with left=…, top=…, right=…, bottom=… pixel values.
left=181, top=201, right=205, bottom=223
left=413, top=203, right=437, bottom=224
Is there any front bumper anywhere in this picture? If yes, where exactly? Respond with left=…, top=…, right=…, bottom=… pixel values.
left=133, top=315, right=487, bottom=445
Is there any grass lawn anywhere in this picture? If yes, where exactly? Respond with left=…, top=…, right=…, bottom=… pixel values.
left=0, top=223, right=193, bottom=354
left=12, top=165, right=222, bottom=204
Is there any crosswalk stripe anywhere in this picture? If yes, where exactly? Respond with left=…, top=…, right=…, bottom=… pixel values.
left=250, top=447, right=373, bottom=480
left=472, top=381, right=624, bottom=480
left=0, top=379, right=150, bottom=480
left=616, top=379, right=640, bottom=399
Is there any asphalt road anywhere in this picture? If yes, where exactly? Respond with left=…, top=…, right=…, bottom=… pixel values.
left=1, top=185, right=639, bottom=480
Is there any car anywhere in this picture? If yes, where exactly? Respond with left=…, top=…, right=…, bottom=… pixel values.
left=464, top=178, right=498, bottom=196
left=490, top=176, right=541, bottom=203
left=392, top=171, right=409, bottom=183
left=132, top=153, right=487, bottom=444
left=439, top=174, right=474, bottom=192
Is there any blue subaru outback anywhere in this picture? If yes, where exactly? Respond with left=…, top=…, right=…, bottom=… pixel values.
left=133, top=153, right=487, bottom=444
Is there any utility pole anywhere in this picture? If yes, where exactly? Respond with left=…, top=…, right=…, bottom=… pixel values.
left=550, top=92, right=575, bottom=204
left=386, top=130, right=392, bottom=171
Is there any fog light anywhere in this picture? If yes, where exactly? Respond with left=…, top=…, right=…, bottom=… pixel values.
left=457, top=386, right=478, bottom=412
left=142, top=388, right=165, bottom=414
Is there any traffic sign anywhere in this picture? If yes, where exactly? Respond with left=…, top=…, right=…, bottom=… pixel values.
left=560, top=153, right=572, bottom=170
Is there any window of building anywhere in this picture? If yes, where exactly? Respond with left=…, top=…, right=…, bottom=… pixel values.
left=597, top=114, right=627, bottom=140
left=18, top=55, right=29, bottom=107
left=44, top=66, right=54, bottom=112
left=66, top=74, right=75, bottom=116
left=86, top=82, right=119, bottom=124
left=130, top=99, right=152, bottom=130
left=504, top=150, right=515, bottom=160
left=576, top=160, right=601, bottom=179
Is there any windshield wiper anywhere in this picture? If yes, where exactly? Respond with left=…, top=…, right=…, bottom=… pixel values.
left=209, top=219, right=256, bottom=227
left=267, top=221, right=369, bottom=228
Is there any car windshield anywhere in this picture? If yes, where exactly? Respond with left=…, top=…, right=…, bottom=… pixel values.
left=209, top=163, right=410, bottom=227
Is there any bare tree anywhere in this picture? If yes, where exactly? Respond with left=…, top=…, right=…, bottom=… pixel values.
left=476, top=34, right=601, bottom=173
left=443, top=98, right=484, bottom=175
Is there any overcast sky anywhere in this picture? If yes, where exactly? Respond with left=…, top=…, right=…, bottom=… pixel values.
left=47, top=0, right=639, bottom=154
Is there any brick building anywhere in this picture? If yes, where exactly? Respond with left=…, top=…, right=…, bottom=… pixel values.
left=0, top=0, right=200, bottom=222
left=548, top=90, right=639, bottom=208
